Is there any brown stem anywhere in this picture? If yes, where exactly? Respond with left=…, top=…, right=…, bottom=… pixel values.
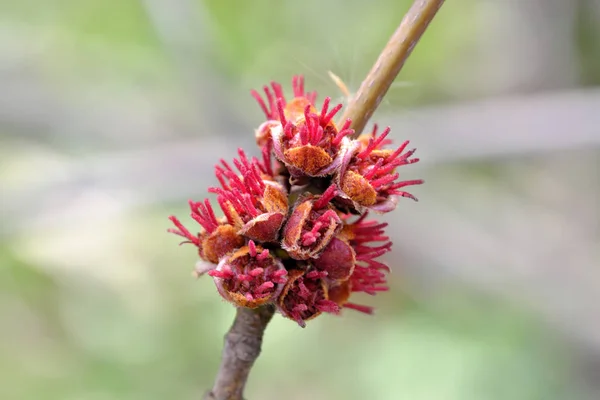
left=340, top=0, right=446, bottom=137
left=203, top=305, right=275, bottom=400
left=203, top=2, right=445, bottom=399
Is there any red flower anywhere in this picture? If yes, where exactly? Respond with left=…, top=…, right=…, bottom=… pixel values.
left=251, top=75, right=317, bottom=123
left=252, top=76, right=316, bottom=149
left=210, top=148, right=288, bottom=243
left=253, top=75, right=354, bottom=177
left=210, top=241, right=288, bottom=308
left=337, top=124, right=424, bottom=213
left=278, top=268, right=339, bottom=327
left=281, top=185, right=342, bottom=260
left=168, top=75, right=423, bottom=327
left=270, top=97, right=354, bottom=177
left=168, top=200, right=244, bottom=264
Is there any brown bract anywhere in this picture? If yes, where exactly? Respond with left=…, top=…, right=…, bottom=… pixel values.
left=339, top=170, right=377, bottom=207
left=283, top=145, right=333, bottom=176
left=199, top=224, right=245, bottom=264
left=238, top=182, right=288, bottom=243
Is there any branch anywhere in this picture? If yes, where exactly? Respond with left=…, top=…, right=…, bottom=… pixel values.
left=204, top=306, right=275, bottom=400
left=341, top=0, right=446, bottom=137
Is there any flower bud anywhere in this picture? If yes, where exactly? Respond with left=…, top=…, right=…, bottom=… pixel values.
left=251, top=75, right=317, bottom=122
left=211, top=149, right=288, bottom=243
left=168, top=199, right=244, bottom=264
left=169, top=75, right=425, bottom=324
left=270, top=98, right=354, bottom=177
left=281, top=186, right=342, bottom=260
left=312, top=236, right=355, bottom=282
left=337, top=125, right=423, bottom=213
left=277, top=268, right=339, bottom=327
left=237, top=182, right=288, bottom=242
left=199, top=224, right=245, bottom=264
left=209, top=241, right=288, bottom=308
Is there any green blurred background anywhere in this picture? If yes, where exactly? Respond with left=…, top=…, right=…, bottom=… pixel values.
left=2, top=1, right=600, bottom=399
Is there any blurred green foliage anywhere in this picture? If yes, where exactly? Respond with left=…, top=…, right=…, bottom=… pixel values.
left=0, top=205, right=584, bottom=400
left=1, top=0, right=596, bottom=399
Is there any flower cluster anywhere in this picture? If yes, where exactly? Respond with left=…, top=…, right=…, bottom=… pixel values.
left=168, top=76, right=422, bottom=327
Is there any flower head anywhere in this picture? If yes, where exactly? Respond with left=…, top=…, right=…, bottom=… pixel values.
left=168, top=200, right=244, bottom=264
left=278, top=268, right=339, bottom=327
left=209, top=241, right=288, bottom=308
left=281, top=185, right=342, bottom=260
left=270, top=97, right=354, bottom=177
left=210, top=148, right=288, bottom=243
left=337, top=124, right=424, bottom=213
left=253, top=75, right=354, bottom=177
left=168, top=75, right=422, bottom=327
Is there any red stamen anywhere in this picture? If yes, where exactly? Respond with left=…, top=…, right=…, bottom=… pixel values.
left=343, top=303, right=374, bottom=314
left=370, top=173, right=398, bottom=190
left=370, top=124, right=378, bottom=137
left=393, top=191, right=419, bottom=201
left=292, top=75, right=305, bottom=98
left=317, top=299, right=340, bottom=314
left=284, top=121, right=295, bottom=140
left=362, top=158, right=384, bottom=180
left=208, top=268, right=235, bottom=279
left=249, top=267, right=264, bottom=277
left=257, top=249, right=270, bottom=261
left=306, top=270, right=327, bottom=279
left=320, top=96, right=330, bottom=121
left=313, top=185, right=338, bottom=209
left=331, top=119, right=353, bottom=146
left=216, top=196, right=235, bottom=225
left=357, top=127, right=391, bottom=159
left=265, top=88, right=277, bottom=119
left=189, top=200, right=219, bottom=233
left=277, top=98, right=287, bottom=127
left=387, top=140, right=410, bottom=161
left=271, top=81, right=285, bottom=104
left=322, top=102, right=342, bottom=126
left=255, top=281, right=274, bottom=293
left=301, top=222, right=323, bottom=246
left=167, top=216, right=199, bottom=245
left=250, top=89, right=270, bottom=119
left=260, top=141, right=274, bottom=176
left=248, top=240, right=257, bottom=257
left=388, top=179, right=424, bottom=190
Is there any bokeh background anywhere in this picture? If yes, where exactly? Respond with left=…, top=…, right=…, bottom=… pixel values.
left=2, top=1, right=600, bottom=399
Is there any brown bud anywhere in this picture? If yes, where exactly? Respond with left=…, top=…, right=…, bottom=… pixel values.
left=312, top=236, right=356, bottom=281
